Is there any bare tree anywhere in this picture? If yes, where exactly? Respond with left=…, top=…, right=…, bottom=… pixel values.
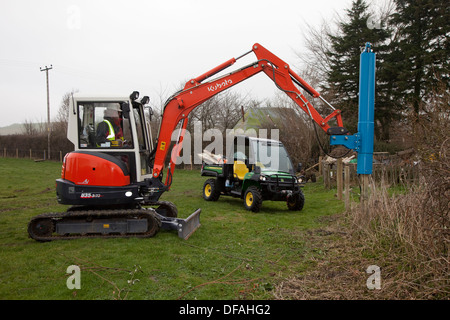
left=261, top=93, right=325, bottom=167
left=188, top=91, right=251, bottom=134
left=22, top=119, right=38, bottom=136
left=49, top=90, right=78, bottom=153
left=54, top=90, right=78, bottom=133
left=296, top=19, right=336, bottom=88
left=22, top=117, right=46, bottom=136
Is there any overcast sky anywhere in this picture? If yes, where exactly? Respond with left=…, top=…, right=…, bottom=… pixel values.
left=0, top=0, right=365, bottom=127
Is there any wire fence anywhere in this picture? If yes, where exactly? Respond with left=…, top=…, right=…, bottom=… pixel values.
left=321, top=158, right=421, bottom=211
left=322, top=161, right=421, bottom=188
left=0, top=147, right=72, bottom=162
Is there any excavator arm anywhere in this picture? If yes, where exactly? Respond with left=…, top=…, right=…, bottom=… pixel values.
left=150, top=43, right=346, bottom=190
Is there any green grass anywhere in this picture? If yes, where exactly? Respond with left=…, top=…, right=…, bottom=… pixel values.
left=0, top=158, right=345, bottom=300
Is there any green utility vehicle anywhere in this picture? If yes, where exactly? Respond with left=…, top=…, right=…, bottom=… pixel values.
left=201, top=136, right=304, bottom=212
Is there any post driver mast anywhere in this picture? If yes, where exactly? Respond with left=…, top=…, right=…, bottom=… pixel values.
left=330, top=42, right=376, bottom=212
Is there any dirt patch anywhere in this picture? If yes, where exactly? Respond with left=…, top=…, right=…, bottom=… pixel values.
left=39, top=187, right=52, bottom=194
left=0, top=194, right=17, bottom=199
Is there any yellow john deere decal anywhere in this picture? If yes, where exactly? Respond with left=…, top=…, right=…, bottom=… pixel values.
left=160, top=141, right=166, bottom=150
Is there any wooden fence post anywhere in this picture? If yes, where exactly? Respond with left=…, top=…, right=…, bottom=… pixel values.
left=344, top=164, right=350, bottom=211
left=323, top=162, right=330, bottom=189
left=361, top=175, right=370, bottom=216
left=337, top=158, right=343, bottom=200
left=318, top=156, right=323, bottom=176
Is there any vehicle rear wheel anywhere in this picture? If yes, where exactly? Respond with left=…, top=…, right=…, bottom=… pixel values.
left=243, top=186, right=262, bottom=212
left=203, top=178, right=221, bottom=201
left=287, top=190, right=305, bottom=211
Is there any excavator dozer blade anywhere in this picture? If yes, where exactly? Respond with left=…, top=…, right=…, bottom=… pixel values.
left=158, top=208, right=201, bottom=240
left=177, top=208, right=201, bottom=240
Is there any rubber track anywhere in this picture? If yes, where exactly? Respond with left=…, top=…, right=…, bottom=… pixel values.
left=28, top=209, right=161, bottom=241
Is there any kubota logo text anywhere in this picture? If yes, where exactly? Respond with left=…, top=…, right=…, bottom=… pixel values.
left=207, top=79, right=232, bottom=92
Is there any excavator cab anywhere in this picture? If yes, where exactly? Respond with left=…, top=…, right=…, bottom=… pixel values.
left=56, top=93, right=154, bottom=205
left=69, top=93, right=152, bottom=182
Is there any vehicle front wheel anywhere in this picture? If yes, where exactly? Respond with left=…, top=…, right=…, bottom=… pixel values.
left=287, top=191, right=305, bottom=211
left=203, top=178, right=221, bottom=201
left=243, top=186, right=262, bottom=212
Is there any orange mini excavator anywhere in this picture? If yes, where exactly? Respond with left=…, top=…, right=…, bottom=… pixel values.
left=28, top=43, right=346, bottom=241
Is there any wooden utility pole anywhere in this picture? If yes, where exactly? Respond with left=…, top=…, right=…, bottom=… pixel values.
left=40, top=65, right=52, bottom=160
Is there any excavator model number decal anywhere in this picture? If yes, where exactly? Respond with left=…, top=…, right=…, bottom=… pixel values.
left=80, top=193, right=102, bottom=199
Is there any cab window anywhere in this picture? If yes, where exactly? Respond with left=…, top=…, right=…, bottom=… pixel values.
left=78, top=102, right=133, bottom=149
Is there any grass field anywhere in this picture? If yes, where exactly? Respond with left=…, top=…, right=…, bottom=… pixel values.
left=0, top=158, right=345, bottom=300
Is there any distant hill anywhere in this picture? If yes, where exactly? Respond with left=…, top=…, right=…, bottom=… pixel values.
left=0, top=123, right=46, bottom=135
left=0, top=123, right=24, bottom=135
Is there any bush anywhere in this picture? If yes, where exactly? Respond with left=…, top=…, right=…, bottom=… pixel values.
left=349, top=85, right=449, bottom=299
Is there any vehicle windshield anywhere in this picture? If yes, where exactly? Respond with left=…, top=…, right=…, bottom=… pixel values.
left=250, top=140, right=294, bottom=174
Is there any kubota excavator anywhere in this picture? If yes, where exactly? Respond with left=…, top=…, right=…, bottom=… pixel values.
left=28, top=43, right=347, bottom=241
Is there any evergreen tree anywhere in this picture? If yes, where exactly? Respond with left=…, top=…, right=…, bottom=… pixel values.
left=390, top=0, right=449, bottom=114
left=325, top=0, right=393, bottom=139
